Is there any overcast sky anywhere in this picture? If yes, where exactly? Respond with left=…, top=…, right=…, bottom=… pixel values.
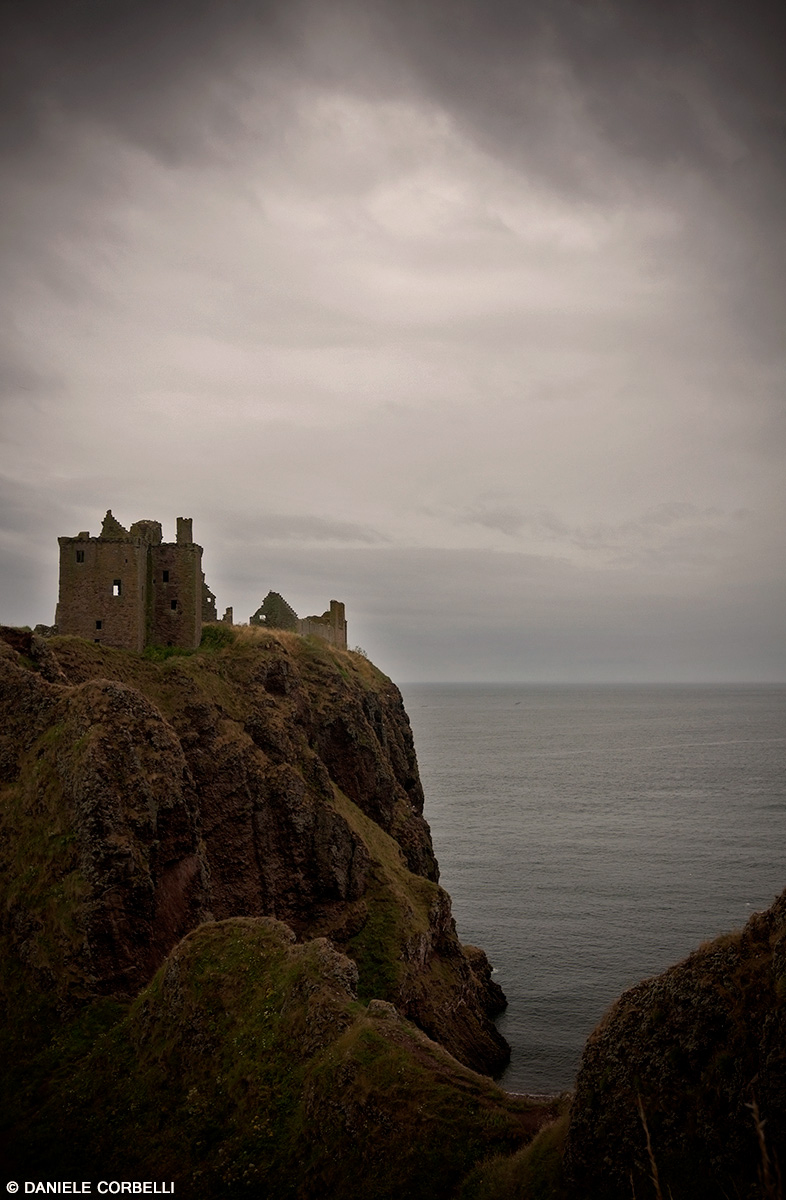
left=1, top=0, right=784, bottom=682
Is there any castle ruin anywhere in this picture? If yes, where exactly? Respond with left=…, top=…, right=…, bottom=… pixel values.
left=250, top=591, right=348, bottom=650
left=56, top=512, right=348, bottom=654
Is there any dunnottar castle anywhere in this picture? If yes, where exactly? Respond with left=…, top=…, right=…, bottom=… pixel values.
left=55, top=510, right=348, bottom=652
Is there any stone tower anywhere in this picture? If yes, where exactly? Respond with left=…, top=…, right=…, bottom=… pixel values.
left=56, top=510, right=203, bottom=652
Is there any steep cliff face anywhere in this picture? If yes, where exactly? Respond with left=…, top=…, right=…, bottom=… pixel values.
left=0, top=625, right=507, bottom=1076
left=563, top=888, right=786, bottom=1199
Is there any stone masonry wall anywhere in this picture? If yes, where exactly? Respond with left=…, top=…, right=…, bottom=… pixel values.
left=56, top=512, right=345, bottom=656
left=149, top=543, right=203, bottom=648
left=297, top=600, right=347, bottom=650
left=57, top=535, right=148, bottom=652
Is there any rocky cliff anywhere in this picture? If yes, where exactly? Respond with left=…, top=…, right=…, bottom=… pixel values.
left=6, top=624, right=779, bottom=1198
left=0, top=624, right=549, bottom=1194
left=562, top=888, right=786, bottom=1199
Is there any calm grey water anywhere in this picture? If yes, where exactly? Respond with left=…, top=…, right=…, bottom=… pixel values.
left=401, top=684, right=786, bottom=1095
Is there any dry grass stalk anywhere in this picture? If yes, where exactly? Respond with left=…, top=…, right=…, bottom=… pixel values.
left=637, top=1093, right=664, bottom=1200
left=748, top=1094, right=782, bottom=1200
left=632, top=1091, right=782, bottom=1200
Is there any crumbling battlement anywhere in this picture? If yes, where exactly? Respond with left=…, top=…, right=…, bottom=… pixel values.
left=56, top=510, right=204, bottom=652
left=297, top=600, right=347, bottom=651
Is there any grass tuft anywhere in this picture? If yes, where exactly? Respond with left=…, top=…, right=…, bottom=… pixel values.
left=198, top=623, right=238, bottom=651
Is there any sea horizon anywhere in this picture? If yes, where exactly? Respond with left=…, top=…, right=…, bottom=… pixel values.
left=401, top=678, right=786, bottom=687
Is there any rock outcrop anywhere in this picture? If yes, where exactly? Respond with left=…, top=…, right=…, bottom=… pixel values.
left=563, top=888, right=786, bottom=1199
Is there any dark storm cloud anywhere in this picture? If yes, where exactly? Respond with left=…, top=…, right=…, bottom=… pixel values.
left=1, top=0, right=282, bottom=160
left=381, top=0, right=786, bottom=178
left=5, top=0, right=782, bottom=320
left=5, top=0, right=784, bottom=171
left=372, top=0, right=786, bottom=356
left=218, top=510, right=389, bottom=548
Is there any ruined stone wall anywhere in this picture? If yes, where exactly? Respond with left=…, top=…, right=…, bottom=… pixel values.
left=202, top=579, right=217, bottom=623
left=56, top=513, right=344, bottom=655
left=297, top=601, right=347, bottom=651
left=332, top=600, right=347, bottom=650
left=56, top=535, right=148, bottom=652
left=250, top=591, right=298, bottom=631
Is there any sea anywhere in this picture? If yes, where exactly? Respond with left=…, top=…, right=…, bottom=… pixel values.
left=400, top=683, right=786, bottom=1096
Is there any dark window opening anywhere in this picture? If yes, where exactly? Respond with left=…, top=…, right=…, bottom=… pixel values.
left=95, top=620, right=102, bottom=630
left=163, top=570, right=169, bottom=582
left=112, top=579, right=122, bottom=597
left=170, top=599, right=178, bottom=611
left=76, top=550, right=85, bottom=563
left=94, top=639, right=100, bottom=643
left=167, top=640, right=173, bottom=647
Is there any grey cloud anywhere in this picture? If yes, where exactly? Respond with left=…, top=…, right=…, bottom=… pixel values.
left=0, top=475, right=80, bottom=625
left=407, top=0, right=785, bottom=167
left=0, top=473, right=85, bottom=539
left=0, top=0, right=285, bottom=161
left=4, top=1, right=783, bottom=181
left=557, top=504, right=740, bottom=549
left=0, top=355, right=65, bottom=405
left=449, top=498, right=748, bottom=562
left=460, top=504, right=525, bottom=537
left=0, top=336, right=58, bottom=391
left=220, top=512, right=389, bottom=548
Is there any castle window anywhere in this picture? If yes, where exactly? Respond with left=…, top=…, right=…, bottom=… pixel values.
left=95, top=620, right=102, bottom=630
left=112, top=579, right=122, bottom=597
left=170, top=599, right=178, bottom=611
left=76, top=550, right=84, bottom=563
left=163, top=570, right=169, bottom=583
